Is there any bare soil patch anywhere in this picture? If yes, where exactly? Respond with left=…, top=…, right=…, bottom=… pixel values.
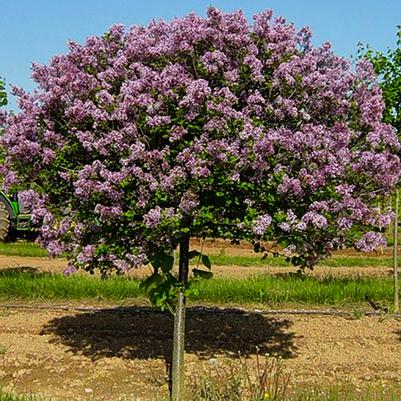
left=0, top=307, right=401, bottom=400
left=192, top=238, right=395, bottom=257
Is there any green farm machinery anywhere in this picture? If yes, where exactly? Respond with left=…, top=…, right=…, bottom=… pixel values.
left=0, top=191, right=33, bottom=241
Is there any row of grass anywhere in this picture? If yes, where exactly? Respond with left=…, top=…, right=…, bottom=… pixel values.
left=0, top=242, right=49, bottom=258
left=0, top=241, right=400, bottom=268
left=209, top=254, right=398, bottom=268
left=0, top=269, right=395, bottom=306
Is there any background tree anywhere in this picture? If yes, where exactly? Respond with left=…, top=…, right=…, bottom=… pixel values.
left=359, top=26, right=401, bottom=311
left=0, top=78, right=7, bottom=107
left=2, top=9, right=401, bottom=400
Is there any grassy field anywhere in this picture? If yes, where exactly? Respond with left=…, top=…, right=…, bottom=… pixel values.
left=0, top=241, right=398, bottom=309
left=0, top=268, right=395, bottom=308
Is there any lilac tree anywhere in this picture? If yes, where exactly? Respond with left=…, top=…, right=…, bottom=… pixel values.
left=359, top=27, right=401, bottom=311
left=2, top=9, right=401, bottom=399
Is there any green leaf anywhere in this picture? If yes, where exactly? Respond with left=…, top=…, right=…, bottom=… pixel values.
left=160, top=254, right=175, bottom=273
left=150, top=252, right=175, bottom=273
left=193, top=269, right=213, bottom=279
left=188, top=250, right=201, bottom=259
left=201, top=254, right=212, bottom=269
left=139, top=272, right=162, bottom=291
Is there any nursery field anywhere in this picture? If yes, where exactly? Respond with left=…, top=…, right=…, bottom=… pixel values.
left=0, top=241, right=401, bottom=400
left=1, top=307, right=401, bottom=401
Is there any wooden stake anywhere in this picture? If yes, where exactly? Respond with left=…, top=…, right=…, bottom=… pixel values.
left=393, top=190, right=399, bottom=312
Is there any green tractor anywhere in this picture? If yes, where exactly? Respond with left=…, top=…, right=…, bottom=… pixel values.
left=0, top=192, right=33, bottom=241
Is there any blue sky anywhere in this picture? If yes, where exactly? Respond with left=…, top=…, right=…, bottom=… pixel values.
left=1, top=0, right=400, bottom=110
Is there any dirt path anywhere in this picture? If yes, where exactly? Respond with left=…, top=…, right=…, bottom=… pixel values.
left=0, top=253, right=394, bottom=279
left=1, top=306, right=401, bottom=400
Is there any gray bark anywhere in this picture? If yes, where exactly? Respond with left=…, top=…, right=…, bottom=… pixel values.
left=171, top=236, right=189, bottom=401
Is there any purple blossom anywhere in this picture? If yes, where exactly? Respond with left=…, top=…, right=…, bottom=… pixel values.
left=43, top=148, right=56, bottom=164
left=179, top=191, right=199, bottom=214
left=356, top=232, right=386, bottom=252
left=286, top=210, right=297, bottom=224
left=2, top=171, right=18, bottom=191
left=143, top=206, right=163, bottom=227
left=295, top=221, right=307, bottom=231
left=18, top=189, right=40, bottom=208
left=46, top=240, right=63, bottom=257
left=201, top=50, right=229, bottom=73
left=96, top=89, right=114, bottom=105
left=76, top=245, right=95, bottom=264
left=282, top=244, right=296, bottom=256
left=94, top=204, right=123, bottom=221
left=277, top=175, right=303, bottom=196
left=126, top=252, right=146, bottom=268
left=113, top=259, right=131, bottom=272
left=337, top=217, right=353, bottom=230
left=252, top=214, right=272, bottom=236
left=180, top=79, right=211, bottom=107
left=302, top=211, right=328, bottom=229
left=367, top=209, right=394, bottom=229
left=278, top=222, right=291, bottom=232
left=169, top=126, right=187, bottom=142
left=64, top=263, right=78, bottom=276
left=335, top=184, right=355, bottom=197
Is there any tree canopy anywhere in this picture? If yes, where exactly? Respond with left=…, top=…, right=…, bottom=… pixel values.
left=1, top=9, right=400, bottom=304
left=359, top=26, right=401, bottom=136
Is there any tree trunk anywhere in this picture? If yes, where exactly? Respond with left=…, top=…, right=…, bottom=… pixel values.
left=171, top=236, right=190, bottom=401
left=393, top=190, right=399, bottom=313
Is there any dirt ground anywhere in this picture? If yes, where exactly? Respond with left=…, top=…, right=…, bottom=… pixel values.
left=1, top=306, right=401, bottom=400
left=0, top=246, right=399, bottom=400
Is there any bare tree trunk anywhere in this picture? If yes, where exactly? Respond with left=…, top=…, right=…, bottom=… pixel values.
left=393, top=190, right=399, bottom=313
left=171, top=236, right=190, bottom=401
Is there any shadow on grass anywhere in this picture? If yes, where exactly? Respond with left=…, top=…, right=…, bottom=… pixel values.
left=40, top=307, right=297, bottom=362
left=0, top=266, right=51, bottom=277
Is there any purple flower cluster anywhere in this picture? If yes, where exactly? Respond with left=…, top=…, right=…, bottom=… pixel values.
left=301, top=211, right=328, bottom=229
left=356, top=232, right=387, bottom=253
left=252, top=214, right=272, bottom=236
left=143, top=206, right=163, bottom=228
left=1, top=7, right=400, bottom=272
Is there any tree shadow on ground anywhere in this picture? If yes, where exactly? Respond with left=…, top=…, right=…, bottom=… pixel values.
left=0, top=266, right=49, bottom=277
left=40, top=306, right=298, bottom=362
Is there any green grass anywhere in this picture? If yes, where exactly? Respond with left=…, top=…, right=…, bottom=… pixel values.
left=0, top=242, right=49, bottom=257
left=0, top=391, right=44, bottom=401
left=208, top=254, right=401, bottom=268
left=192, top=274, right=393, bottom=306
left=0, top=269, right=141, bottom=301
left=0, top=268, right=395, bottom=307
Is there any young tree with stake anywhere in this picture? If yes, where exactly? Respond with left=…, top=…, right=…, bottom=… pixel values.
left=2, top=9, right=401, bottom=400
